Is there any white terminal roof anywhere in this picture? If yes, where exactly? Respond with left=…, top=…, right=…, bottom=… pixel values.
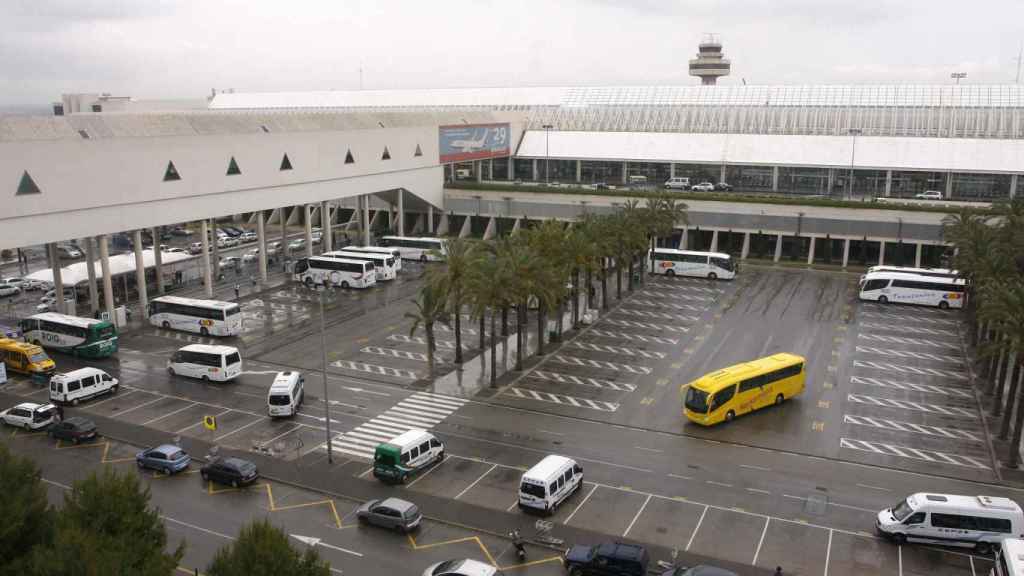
left=26, top=250, right=191, bottom=286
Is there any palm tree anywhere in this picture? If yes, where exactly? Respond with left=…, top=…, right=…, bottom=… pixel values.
left=405, top=282, right=449, bottom=379
left=465, top=248, right=506, bottom=386
left=427, top=237, right=478, bottom=365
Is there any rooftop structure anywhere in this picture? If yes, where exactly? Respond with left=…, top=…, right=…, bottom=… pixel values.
left=688, top=35, right=731, bottom=85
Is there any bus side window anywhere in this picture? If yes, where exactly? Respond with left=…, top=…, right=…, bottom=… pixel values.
left=710, top=386, right=736, bottom=411
left=904, top=512, right=926, bottom=525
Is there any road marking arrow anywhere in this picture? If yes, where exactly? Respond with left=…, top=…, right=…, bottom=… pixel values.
left=291, top=534, right=363, bottom=557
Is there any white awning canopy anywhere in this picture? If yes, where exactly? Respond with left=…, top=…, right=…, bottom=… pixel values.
left=26, top=250, right=192, bottom=286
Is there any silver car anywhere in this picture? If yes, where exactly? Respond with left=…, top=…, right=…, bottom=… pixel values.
left=356, top=497, right=422, bottom=532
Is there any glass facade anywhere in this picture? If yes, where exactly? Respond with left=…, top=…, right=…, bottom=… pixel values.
left=491, top=157, right=510, bottom=180
left=626, top=162, right=671, bottom=186
left=778, top=167, right=829, bottom=195
left=580, top=161, right=623, bottom=184
left=673, top=163, right=719, bottom=185
left=950, top=173, right=1011, bottom=201
left=514, top=159, right=534, bottom=181
left=834, top=169, right=887, bottom=199
left=890, top=171, right=946, bottom=199
left=725, top=165, right=773, bottom=191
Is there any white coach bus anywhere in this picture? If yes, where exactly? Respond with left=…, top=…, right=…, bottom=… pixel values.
left=858, top=272, right=967, bottom=309
left=647, top=248, right=736, bottom=280
left=345, top=246, right=403, bottom=271
left=148, top=296, right=243, bottom=337
left=323, top=250, right=398, bottom=281
left=379, top=236, right=447, bottom=262
left=293, top=256, right=376, bottom=289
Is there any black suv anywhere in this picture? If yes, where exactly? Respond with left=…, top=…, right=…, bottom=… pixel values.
left=200, top=457, right=259, bottom=487
left=564, top=542, right=649, bottom=576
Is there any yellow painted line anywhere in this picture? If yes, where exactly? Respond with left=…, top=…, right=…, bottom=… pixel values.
left=836, top=325, right=848, bottom=332
left=823, top=381, right=834, bottom=390
left=656, top=378, right=669, bottom=386
left=827, top=365, right=837, bottom=372
left=356, top=337, right=370, bottom=344
left=640, top=397, right=654, bottom=405
left=792, top=518, right=808, bottom=524
left=818, top=400, right=831, bottom=409
left=671, top=362, right=683, bottom=369
left=833, top=336, right=844, bottom=344
left=54, top=440, right=135, bottom=464
left=499, top=556, right=564, bottom=571
left=254, top=483, right=345, bottom=529
left=812, top=421, right=825, bottom=432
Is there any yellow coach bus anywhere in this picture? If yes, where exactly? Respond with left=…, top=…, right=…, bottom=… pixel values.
left=683, top=353, right=806, bottom=426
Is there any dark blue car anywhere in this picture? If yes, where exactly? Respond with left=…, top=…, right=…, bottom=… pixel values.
left=136, top=444, right=191, bottom=475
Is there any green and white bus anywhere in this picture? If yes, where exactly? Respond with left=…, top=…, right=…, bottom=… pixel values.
left=19, top=312, right=118, bottom=358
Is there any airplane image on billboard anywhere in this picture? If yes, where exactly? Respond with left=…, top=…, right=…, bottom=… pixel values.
left=439, top=123, right=510, bottom=163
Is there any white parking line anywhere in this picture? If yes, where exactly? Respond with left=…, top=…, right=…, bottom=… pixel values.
left=111, top=396, right=165, bottom=417
left=824, top=529, right=833, bottom=576
left=622, top=494, right=652, bottom=538
left=142, top=402, right=199, bottom=425
left=686, top=505, right=709, bottom=551
left=565, top=484, right=599, bottom=525
left=406, top=457, right=448, bottom=488
left=740, top=464, right=771, bottom=471
left=752, top=517, right=770, bottom=565
left=454, top=464, right=497, bottom=500
left=86, top=389, right=137, bottom=410
left=214, top=416, right=268, bottom=441
left=176, top=408, right=231, bottom=434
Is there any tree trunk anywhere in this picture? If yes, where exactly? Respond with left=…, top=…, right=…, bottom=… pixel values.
left=425, top=324, right=436, bottom=379
left=555, top=300, right=564, bottom=342
left=516, top=302, right=526, bottom=371
left=571, top=268, right=580, bottom=328
left=479, top=312, right=485, bottom=351
left=647, top=235, right=655, bottom=280
left=616, top=264, right=622, bottom=300
left=501, top=306, right=509, bottom=337
left=453, top=302, right=463, bottom=364
left=993, top=352, right=1012, bottom=418
left=988, top=346, right=1007, bottom=396
left=1009, top=365, right=1024, bottom=468
left=1000, top=360, right=1022, bottom=440
left=586, top=269, right=594, bottom=310
left=601, top=267, right=608, bottom=310
left=536, top=299, right=545, bottom=356
left=490, top=311, right=497, bottom=386
left=627, top=261, right=634, bottom=292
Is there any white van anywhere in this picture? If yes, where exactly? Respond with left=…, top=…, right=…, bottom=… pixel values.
left=49, top=367, right=118, bottom=405
left=372, top=429, right=445, bottom=484
left=518, top=455, right=583, bottom=514
left=167, top=344, right=242, bottom=382
left=267, top=371, right=304, bottom=417
left=993, top=538, right=1024, bottom=576
left=664, top=177, right=691, bottom=190
left=877, top=493, right=1024, bottom=553
left=628, top=174, right=648, bottom=185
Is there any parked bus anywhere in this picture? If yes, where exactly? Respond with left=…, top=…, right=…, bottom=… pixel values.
left=993, top=538, right=1024, bottom=576
left=858, top=272, right=967, bottom=309
left=167, top=344, right=242, bottom=382
left=323, top=250, right=398, bottom=281
left=148, top=296, right=243, bottom=337
left=683, top=353, right=806, bottom=426
left=293, top=256, right=376, bottom=289
left=19, top=313, right=118, bottom=358
left=379, top=236, right=447, bottom=262
left=345, top=246, right=403, bottom=271
left=876, top=493, right=1024, bottom=554
left=865, top=265, right=958, bottom=279
left=648, top=248, right=736, bottom=280
left=0, top=338, right=56, bottom=383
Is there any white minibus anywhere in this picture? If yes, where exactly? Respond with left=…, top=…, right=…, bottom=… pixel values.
left=877, top=493, right=1024, bottom=553
left=149, top=296, right=243, bottom=337
left=379, top=236, right=447, bottom=262
left=267, top=371, right=304, bottom=417
left=167, top=344, right=242, bottom=382
left=859, top=272, right=967, bottom=309
left=323, top=250, right=398, bottom=281
left=993, top=538, right=1024, bottom=576
left=293, top=256, right=376, bottom=289
left=49, top=367, right=119, bottom=405
left=648, top=248, right=736, bottom=280
left=518, top=455, right=583, bottom=514
left=345, top=246, right=403, bottom=272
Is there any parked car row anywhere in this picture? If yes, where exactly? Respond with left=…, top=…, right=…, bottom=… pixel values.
left=664, top=177, right=732, bottom=192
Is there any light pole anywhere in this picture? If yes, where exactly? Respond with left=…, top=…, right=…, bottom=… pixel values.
left=542, top=124, right=554, bottom=184
left=311, top=278, right=335, bottom=463
left=951, top=72, right=967, bottom=84
left=848, top=128, right=862, bottom=201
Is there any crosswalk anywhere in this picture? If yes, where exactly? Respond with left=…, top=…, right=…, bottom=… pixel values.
left=327, top=392, right=470, bottom=460
left=840, top=438, right=990, bottom=470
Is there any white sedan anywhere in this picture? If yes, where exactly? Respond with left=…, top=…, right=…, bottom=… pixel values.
left=0, top=282, right=21, bottom=297
left=691, top=182, right=715, bottom=192
left=242, top=251, right=258, bottom=264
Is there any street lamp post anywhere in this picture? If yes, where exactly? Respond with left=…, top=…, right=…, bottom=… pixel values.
left=848, top=128, right=862, bottom=201
left=311, top=279, right=334, bottom=463
left=542, top=124, right=554, bottom=184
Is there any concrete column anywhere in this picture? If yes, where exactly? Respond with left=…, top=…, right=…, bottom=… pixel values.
left=740, top=232, right=751, bottom=259
left=914, top=243, right=923, bottom=268
left=719, top=164, right=727, bottom=183
left=280, top=207, right=288, bottom=272
left=576, top=160, right=582, bottom=183
left=152, top=228, right=164, bottom=295
left=884, top=170, right=893, bottom=197
left=363, top=196, right=371, bottom=246
left=256, top=210, right=268, bottom=283
left=772, top=166, right=780, bottom=192
left=321, top=201, right=332, bottom=252
left=98, top=235, right=115, bottom=321
left=200, top=221, right=213, bottom=298
left=532, top=159, right=538, bottom=181
left=304, top=205, right=314, bottom=258
left=826, top=169, right=835, bottom=196
left=680, top=227, right=688, bottom=250
left=84, top=237, right=99, bottom=314
left=132, top=230, right=148, bottom=317
left=622, top=162, right=628, bottom=184
left=710, top=230, right=719, bottom=252
left=508, top=157, right=514, bottom=181
left=1010, top=174, right=1018, bottom=199
left=211, top=220, right=220, bottom=280
left=878, top=240, right=886, bottom=266
left=476, top=161, right=483, bottom=183
left=945, top=173, right=953, bottom=199
left=489, top=159, right=494, bottom=181
left=842, top=238, right=851, bottom=268
left=806, top=237, right=816, bottom=265
left=48, top=244, right=64, bottom=314
left=670, top=163, right=676, bottom=179
left=397, top=190, right=405, bottom=237
left=773, top=234, right=783, bottom=263
left=428, top=205, right=434, bottom=235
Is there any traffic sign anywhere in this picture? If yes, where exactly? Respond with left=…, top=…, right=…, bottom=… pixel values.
left=203, top=415, right=217, bottom=431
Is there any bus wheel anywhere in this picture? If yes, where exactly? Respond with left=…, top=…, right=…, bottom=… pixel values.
left=341, top=281, right=350, bottom=289
left=167, top=367, right=175, bottom=376
left=201, top=375, right=210, bottom=382
left=878, top=296, right=889, bottom=305
left=304, top=277, right=314, bottom=288
left=200, top=327, right=209, bottom=337
left=665, top=269, right=675, bottom=277
left=725, top=410, right=735, bottom=422
left=775, top=394, right=784, bottom=405
left=162, top=321, right=170, bottom=329
left=975, top=541, right=992, bottom=555
left=708, top=272, right=718, bottom=280
left=72, top=398, right=80, bottom=406
left=938, top=301, right=949, bottom=310
left=420, top=254, right=428, bottom=263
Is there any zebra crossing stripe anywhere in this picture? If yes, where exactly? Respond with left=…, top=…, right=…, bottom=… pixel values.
left=846, top=393, right=977, bottom=417
left=506, top=387, right=619, bottom=412
left=839, top=438, right=990, bottom=469
left=857, top=333, right=961, bottom=350
left=853, top=360, right=967, bottom=380
left=644, top=282, right=724, bottom=294
left=387, top=334, right=461, bottom=350
left=858, top=311, right=961, bottom=326
left=330, top=360, right=419, bottom=380
left=362, top=346, right=447, bottom=363
left=569, top=341, right=666, bottom=359
left=531, top=370, right=637, bottom=392
left=855, top=346, right=964, bottom=366
left=857, top=322, right=959, bottom=338
left=603, top=319, right=689, bottom=333
left=617, top=308, right=699, bottom=323
left=843, top=414, right=981, bottom=441
left=327, top=392, right=469, bottom=460
left=587, top=329, right=679, bottom=345
left=435, top=324, right=478, bottom=335
left=552, top=354, right=652, bottom=375
left=637, top=290, right=716, bottom=301
left=849, top=376, right=973, bottom=398
left=628, top=298, right=707, bottom=312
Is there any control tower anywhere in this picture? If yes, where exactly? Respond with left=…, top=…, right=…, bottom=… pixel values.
left=688, top=34, right=731, bottom=85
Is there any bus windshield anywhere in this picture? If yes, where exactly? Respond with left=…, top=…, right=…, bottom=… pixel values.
left=96, top=324, right=116, bottom=339
left=29, top=352, right=49, bottom=364
left=685, top=387, right=709, bottom=414
left=225, top=305, right=241, bottom=317
left=710, top=256, right=734, bottom=271
left=892, top=499, right=914, bottom=521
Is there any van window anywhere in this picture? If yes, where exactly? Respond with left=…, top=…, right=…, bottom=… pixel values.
left=904, top=512, right=926, bottom=524
left=549, top=482, right=557, bottom=494
left=101, top=373, right=113, bottom=382
left=400, top=451, right=410, bottom=464
left=419, top=441, right=429, bottom=453
left=574, top=464, right=583, bottom=474
left=863, top=279, right=889, bottom=291
left=430, top=439, right=441, bottom=448
left=68, top=380, right=81, bottom=392
left=268, top=394, right=291, bottom=406
left=521, top=482, right=545, bottom=498
left=226, top=352, right=241, bottom=366
left=556, top=477, right=564, bottom=491
left=563, top=470, right=572, bottom=483
left=410, top=446, right=419, bottom=459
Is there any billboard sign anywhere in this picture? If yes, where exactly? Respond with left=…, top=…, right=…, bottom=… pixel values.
left=439, top=123, right=510, bottom=163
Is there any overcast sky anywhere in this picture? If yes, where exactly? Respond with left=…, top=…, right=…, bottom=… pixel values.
left=2, top=0, right=1023, bottom=107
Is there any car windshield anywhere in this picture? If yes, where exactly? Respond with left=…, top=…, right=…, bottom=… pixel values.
left=892, top=499, right=915, bottom=521
left=29, top=353, right=49, bottom=364
left=685, top=387, right=709, bottom=414
left=269, top=394, right=291, bottom=406
left=432, top=560, right=466, bottom=575
left=520, top=482, right=546, bottom=498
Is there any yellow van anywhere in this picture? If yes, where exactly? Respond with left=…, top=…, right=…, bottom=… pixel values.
left=683, top=353, right=806, bottom=425
left=0, top=338, right=56, bottom=383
